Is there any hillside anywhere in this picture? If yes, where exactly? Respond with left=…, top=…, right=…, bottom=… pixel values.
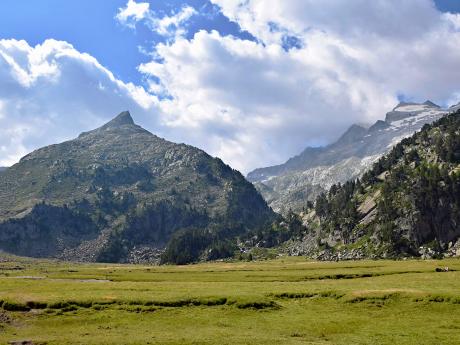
left=0, top=111, right=275, bottom=264
left=248, top=101, right=458, bottom=214
left=288, top=109, right=460, bottom=260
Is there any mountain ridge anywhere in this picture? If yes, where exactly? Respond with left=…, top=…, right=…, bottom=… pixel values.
left=0, top=111, right=275, bottom=264
left=248, top=101, right=456, bottom=214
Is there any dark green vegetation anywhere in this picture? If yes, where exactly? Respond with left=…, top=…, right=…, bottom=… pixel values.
left=0, top=112, right=274, bottom=264
left=304, top=109, right=460, bottom=259
left=0, top=255, right=459, bottom=344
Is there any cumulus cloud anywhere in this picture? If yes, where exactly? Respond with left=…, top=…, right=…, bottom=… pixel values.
left=115, top=0, right=150, bottom=28
left=138, top=0, right=460, bottom=172
left=156, top=6, right=197, bottom=38
left=2, top=1, right=460, bottom=174
left=211, top=0, right=441, bottom=44
left=140, top=30, right=385, bottom=171
left=116, top=0, right=196, bottom=39
left=0, top=39, right=160, bottom=166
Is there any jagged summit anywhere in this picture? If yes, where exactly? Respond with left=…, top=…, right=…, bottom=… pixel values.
left=101, top=110, right=135, bottom=129
left=368, top=120, right=390, bottom=133
left=78, top=111, right=143, bottom=138
left=336, top=124, right=367, bottom=145
left=393, top=100, right=440, bottom=112
left=385, top=101, right=445, bottom=123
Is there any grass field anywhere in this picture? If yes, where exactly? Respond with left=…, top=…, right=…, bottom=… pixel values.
left=0, top=256, right=459, bottom=344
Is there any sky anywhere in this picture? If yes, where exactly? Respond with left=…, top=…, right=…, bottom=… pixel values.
left=1, top=0, right=460, bottom=173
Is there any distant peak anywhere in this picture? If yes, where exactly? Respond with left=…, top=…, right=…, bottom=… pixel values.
left=348, top=123, right=367, bottom=131
left=396, top=101, right=411, bottom=107
left=394, top=101, right=417, bottom=110
left=368, top=120, right=390, bottom=133
left=336, top=123, right=367, bottom=145
left=423, top=100, right=440, bottom=108
left=394, top=100, right=440, bottom=111
left=104, top=111, right=135, bottom=128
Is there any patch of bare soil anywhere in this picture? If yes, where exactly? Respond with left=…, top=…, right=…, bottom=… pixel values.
left=0, top=310, right=12, bottom=324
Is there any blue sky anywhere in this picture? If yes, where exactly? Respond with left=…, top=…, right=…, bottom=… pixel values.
left=1, top=1, right=460, bottom=172
left=0, top=0, right=457, bottom=86
left=0, top=0, right=254, bottom=85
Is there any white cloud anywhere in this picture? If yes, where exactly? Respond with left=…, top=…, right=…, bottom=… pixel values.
left=211, top=0, right=441, bottom=44
left=156, top=6, right=197, bottom=38
left=137, top=0, right=460, bottom=172
left=139, top=30, right=396, bottom=172
left=116, top=0, right=196, bottom=39
left=2, top=1, right=460, bottom=175
left=0, top=39, right=161, bottom=166
left=115, top=0, right=150, bottom=28
left=443, top=12, right=460, bottom=30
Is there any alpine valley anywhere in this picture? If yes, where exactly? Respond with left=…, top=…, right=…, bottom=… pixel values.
left=1, top=105, right=460, bottom=263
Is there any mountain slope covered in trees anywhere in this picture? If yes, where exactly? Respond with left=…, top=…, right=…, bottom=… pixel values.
left=289, top=109, right=460, bottom=259
left=0, top=111, right=275, bottom=264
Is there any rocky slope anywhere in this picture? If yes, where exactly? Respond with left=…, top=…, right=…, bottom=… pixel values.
left=0, top=111, right=275, bottom=264
left=288, top=109, right=460, bottom=260
left=248, top=101, right=458, bottom=214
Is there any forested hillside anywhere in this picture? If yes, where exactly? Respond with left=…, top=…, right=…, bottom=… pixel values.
left=289, top=109, right=460, bottom=259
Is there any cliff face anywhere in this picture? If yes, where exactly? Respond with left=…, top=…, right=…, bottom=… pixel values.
left=0, top=111, right=275, bottom=264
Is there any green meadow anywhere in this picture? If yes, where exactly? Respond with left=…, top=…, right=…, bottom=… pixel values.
left=1, top=256, right=459, bottom=345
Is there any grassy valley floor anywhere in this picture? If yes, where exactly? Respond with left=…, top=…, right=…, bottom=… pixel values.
left=0, top=256, right=459, bottom=344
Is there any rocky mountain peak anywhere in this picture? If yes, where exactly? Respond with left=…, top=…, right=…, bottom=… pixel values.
left=100, top=110, right=135, bottom=129
left=78, top=111, right=142, bottom=138
left=0, top=110, right=275, bottom=264
left=423, top=100, right=440, bottom=108
left=336, top=124, right=367, bottom=145
left=394, top=101, right=414, bottom=109
left=392, top=100, right=439, bottom=112
left=385, top=101, right=444, bottom=123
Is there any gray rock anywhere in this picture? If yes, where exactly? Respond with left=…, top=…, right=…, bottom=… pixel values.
left=248, top=101, right=454, bottom=214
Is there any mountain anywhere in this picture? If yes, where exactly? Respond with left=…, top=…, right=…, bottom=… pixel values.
left=288, top=109, right=460, bottom=260
left=248, top=101, right=457, bottom=214
left=0, top=167, right=6, bottom=173
left=0, top=111, right=275, bottom=264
